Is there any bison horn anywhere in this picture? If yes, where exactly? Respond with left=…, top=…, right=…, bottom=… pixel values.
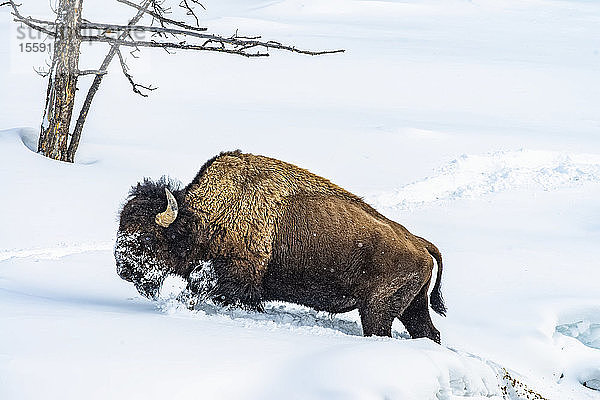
left=155, top=188, right=179, bottom=228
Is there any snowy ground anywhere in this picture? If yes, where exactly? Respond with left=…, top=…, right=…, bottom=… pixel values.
left=1, top=0, right=600, bottom=399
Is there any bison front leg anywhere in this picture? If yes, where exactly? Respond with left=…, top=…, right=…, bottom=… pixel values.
left=176, top=285, right=200, bottom=310
left=210, top=257, right=265, bottom=311
left=179, top=261, right=219, bottom=310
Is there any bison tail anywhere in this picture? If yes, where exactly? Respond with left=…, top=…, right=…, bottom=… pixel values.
left=418, top=236, right=447, bottom=317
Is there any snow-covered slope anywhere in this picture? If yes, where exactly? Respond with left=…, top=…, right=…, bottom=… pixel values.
left=1, top=0, right=600, bottom=399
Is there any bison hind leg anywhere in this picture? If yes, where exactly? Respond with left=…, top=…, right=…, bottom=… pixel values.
left=359, top=298, right=395, bottom=337
left=398, top=282, right=441, bottom=344
left=359, top=274, right=424, bottom=338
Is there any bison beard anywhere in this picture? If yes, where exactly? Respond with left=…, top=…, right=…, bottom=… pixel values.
left=115, top=151, right=446, bottom=343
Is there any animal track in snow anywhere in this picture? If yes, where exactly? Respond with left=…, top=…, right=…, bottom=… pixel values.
left=0, top=241, right=113, bottom=262
left=367, top=149, right=600, bottom=210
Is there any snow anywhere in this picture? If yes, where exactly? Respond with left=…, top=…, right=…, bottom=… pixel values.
left=2, top=0, right=600, bottom=399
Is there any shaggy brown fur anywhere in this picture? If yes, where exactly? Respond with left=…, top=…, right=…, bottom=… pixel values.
left=264, top=193, right=443, bottom=340
left=182, top=151, right=373, bottom=305
left=115, top=151, right=446, bottom=342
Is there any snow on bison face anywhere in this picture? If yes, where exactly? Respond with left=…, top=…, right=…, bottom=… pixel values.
left=114, top=178, right=181, bottom=299
left=114, top=230, right=171, bottom=299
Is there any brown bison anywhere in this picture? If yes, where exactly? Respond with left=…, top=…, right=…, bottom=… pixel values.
left=115, top=151, right=446, bottom=342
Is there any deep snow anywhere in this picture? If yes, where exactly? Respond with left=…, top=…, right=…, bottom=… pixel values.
left=1, top=0, right=600, bottom=399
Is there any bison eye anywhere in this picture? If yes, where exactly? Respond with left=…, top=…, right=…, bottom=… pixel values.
left=144, top=235, right=153, bottom=242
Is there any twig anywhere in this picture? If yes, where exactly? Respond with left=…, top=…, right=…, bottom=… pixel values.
left=33, top=66, right=51, bottom=77
left=0, top=1, right=19, bottom=11
left=117, top=0, right=207, bottom=32
left=116, top=49, right=156, bottom=96
left=179, top=0, right=204, bottom=27
left=2, top=1, right=56, bottom=36
left=150, top=0, right=169, bottom=29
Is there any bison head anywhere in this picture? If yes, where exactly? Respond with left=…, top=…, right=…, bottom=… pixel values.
left=115, top=178, right=195, bottom=299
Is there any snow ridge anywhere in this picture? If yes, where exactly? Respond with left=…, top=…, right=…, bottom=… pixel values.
left=367, top=149, right=600, bottom=210
left=0, top=241, right=113, bottom=261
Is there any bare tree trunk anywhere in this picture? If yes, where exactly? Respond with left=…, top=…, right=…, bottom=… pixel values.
left=38, top=0, right=83, bottom=162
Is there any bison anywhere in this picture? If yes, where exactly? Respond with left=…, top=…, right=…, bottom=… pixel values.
left=115, top=151, right=446, bottom=342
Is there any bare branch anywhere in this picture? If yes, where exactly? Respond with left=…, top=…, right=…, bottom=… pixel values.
left=2, top=1, right=55, bottom=26
left=2, top=1, right=343, bottom=58
left=190, top=0, right=205, bottom=10
left=0, top=1, right=20, bottom=12
left=17, top=14, right=55, bottom=27
left=2, top=1, right=57, bottom=36
left=116, top=49, right=156, bottom=96
left=48, top=0, right=57, bottom=14
left=82, top=35, right=271, bottom=57
left=79, top=23, right=344, bottom=56
left=80, top=22, right=186, bottom=37
left=129, top=47, right=142, bottom=58
left=13, top=18, right=56, bottom=36
left=117, top=0, right=207, bottom=32
left=78, top=69, right=107, bottom=76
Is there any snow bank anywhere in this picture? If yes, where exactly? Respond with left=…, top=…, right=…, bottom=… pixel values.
left=557, top=320, right=600, bottom=351
left=553, top=309, right=600, bottom=396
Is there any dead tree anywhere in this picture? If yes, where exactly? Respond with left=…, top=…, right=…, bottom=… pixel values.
left=2, top=0, right=344, bottom=163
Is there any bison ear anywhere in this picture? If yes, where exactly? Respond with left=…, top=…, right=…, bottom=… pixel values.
left=155, top=188, right=179, bottom=228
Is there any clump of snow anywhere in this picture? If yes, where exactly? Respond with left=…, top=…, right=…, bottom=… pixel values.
left=158, top=274, right=188, bottom=299
left=367, top=149, right=600, bottom=210
left=156, top=274, right=190, bottom=315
